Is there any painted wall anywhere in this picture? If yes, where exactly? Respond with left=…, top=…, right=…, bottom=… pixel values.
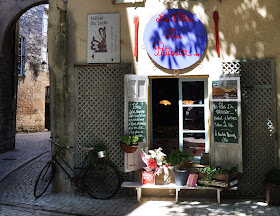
left=66, top=0, right=280, bottom=78
left=48, top=0, right=280, bottom=192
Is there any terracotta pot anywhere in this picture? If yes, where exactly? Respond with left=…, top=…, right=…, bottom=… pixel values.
left=120, top=143, right=138, bottom=153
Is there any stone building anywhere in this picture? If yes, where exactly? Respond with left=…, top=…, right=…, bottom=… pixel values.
left=0, top=0, right=48, bottom=153
left=16, top=5, right=50, bottom=133
left=46, top=0, right=280, bottom=198
left=0, top=0, right=280, bottom=200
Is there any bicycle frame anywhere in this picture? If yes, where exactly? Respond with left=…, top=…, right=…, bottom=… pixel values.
left=35, top=139, right=122, bottom=199
left=51, top=142, right=89, bottom=188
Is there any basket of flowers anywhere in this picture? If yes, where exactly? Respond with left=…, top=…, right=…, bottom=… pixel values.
left=141, top=148, right=170, bottom=184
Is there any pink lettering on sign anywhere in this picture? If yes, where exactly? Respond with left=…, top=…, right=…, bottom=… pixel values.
left=153, top=41, right=199, bottom=57
left=156, top=12, right=193, bottom=23
left=165, top=28, right=182, bottom=39
left=156, top=12, right=169, bottom=22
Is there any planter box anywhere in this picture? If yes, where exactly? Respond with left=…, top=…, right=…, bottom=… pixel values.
left=198, top=172, right=238, bottom=181
left=266, top=184, right=280, bottom=206
left=198, top=179, right=238, bottom=188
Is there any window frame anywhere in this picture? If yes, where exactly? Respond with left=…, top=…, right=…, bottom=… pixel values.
left=18, top=35, right=25, bottom=77
left=179, top=77, right=209, bottom=162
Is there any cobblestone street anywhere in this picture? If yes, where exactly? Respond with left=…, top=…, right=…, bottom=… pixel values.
left=0, top=132, right=280, bottom=215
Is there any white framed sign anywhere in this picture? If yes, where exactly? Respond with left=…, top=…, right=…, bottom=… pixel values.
left=211, top=77, right=241, bottom=101
left=87, top=13, right=120, bottom=63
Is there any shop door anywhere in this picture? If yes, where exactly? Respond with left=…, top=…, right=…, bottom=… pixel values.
left=151, top=77, right=209, bottom=162
left=222, top=59, right=277, bottom=198
left=179, top=78, right=209, bottom=163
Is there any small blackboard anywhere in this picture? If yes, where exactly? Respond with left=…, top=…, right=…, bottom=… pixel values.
left=213, top=102, right=238, bottom=143
left=128, top=102, right=147, bottom=142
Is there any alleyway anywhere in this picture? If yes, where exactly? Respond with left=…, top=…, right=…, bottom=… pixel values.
left=0, top=133, right=280, bottom=215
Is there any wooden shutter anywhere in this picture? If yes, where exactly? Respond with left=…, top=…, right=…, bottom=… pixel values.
left=210, top=76, right=243, bottom=172
left=124, top=75, right=148, bottom=172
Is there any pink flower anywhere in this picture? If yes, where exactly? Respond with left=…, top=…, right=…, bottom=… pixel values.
left=147, top=158, right=157, bottom=169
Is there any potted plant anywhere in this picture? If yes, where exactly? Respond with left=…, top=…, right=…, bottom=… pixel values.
left=166, top=149, right=194, bottom=186
left=197, top=167, right=238, bottom=188
left=265, top=168, right=280, bottom=206
left=198, top=167, right=238, bottom=181
left=119, top=135, right=139, bottom=153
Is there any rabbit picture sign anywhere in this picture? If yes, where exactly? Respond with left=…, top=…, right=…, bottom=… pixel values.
left=87, top=13, right=120, bottom=63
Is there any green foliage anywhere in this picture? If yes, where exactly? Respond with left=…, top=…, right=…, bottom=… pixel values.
left=265, top=168, right=280, bottom=185
left=199, top=167, right=237, bottom=181
left=166, top=149, right=193, bottom=168
left=119, top=135, right=139, bottom=146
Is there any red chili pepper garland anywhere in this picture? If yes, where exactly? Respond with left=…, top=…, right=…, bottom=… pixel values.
left=134, top=15, right=139, bottom=58
left=213, top=11, right=219, bottom=56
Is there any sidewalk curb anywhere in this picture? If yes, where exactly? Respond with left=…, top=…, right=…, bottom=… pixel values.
left=0, top=150, right=50, bottom=184
left=0, top=201, right=85, bottom=216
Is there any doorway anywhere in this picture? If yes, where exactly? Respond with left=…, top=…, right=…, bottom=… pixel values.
left=150, top=77, right=209, bottom=161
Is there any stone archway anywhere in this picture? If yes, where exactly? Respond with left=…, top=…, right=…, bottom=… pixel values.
left=0, top=0, right=48, bottom=153
left=0, top=0, right=48, bottom=55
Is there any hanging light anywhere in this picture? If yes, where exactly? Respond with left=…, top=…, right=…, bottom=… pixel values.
left=159, top=100, right=171, bottom=106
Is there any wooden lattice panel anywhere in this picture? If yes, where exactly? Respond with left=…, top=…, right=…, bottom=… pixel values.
left=222, top=59, right=276, bottom=198
left=76, top=65, right=130, bottom=170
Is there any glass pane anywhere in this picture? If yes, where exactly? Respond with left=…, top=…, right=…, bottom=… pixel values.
left=182, top=81, right=204, bottom=105
left=183, top=107, right=205, bottom=130
left=183, top=133, right=205, bottom=156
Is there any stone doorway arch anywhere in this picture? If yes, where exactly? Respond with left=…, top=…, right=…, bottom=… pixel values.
left=0, top=0, right=48, bottom=153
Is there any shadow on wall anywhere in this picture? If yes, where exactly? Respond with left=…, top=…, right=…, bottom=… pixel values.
left=147, top=0, right=276, bottom=74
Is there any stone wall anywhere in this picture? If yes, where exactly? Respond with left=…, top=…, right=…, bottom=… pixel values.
left=0, top=25, right=17, bottom=153
left=16, top=70, right=49, bottom=132
left=16, top=5, right=49, bottom=133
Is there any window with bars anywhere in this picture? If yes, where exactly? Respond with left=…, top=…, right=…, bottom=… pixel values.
left=18, top=36, right=26, bottom=77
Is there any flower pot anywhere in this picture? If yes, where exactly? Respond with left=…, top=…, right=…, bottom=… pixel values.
left=120, top=143, right=138, bottom=153
left=198, top=172, right=238, bottom=181
left=266, top=184, right=280, bottom=206
left=173, top=169, right=188, bottom=186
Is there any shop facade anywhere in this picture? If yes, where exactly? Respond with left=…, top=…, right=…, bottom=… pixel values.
left=48, top=0, right=280, bottom=198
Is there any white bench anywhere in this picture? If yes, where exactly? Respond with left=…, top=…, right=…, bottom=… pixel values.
left=121, top=181, right=237, bottom=204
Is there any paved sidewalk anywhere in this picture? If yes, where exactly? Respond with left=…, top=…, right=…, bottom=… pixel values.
left=0, top=132, right=51, bottom=182
left=0, top=152, right=280, bottom=216
left=0, top=132, right=280, bottom=215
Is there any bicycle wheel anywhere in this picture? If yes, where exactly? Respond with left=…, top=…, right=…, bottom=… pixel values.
left=34, top=161, right=56, bottom=198
left=84, top=159, right=121, bottom=199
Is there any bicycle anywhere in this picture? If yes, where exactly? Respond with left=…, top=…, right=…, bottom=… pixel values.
left=34, top=139, right=122, bottom=199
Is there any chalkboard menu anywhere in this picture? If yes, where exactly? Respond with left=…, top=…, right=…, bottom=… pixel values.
left=213, top=102, right=238, bottom=143
left=128, top=102, right=147, bottom=142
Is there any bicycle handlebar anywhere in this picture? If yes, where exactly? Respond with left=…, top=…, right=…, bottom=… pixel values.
left=81, top=147, right=95, bottom=151
left=50, top=140, right=73, bottom=149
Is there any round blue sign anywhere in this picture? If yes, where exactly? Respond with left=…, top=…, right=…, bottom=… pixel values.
left=144, top=9, right=207, bottom=70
